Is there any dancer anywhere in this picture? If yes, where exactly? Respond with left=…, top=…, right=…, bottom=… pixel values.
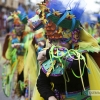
left=33, top=0, right=100, bottom=100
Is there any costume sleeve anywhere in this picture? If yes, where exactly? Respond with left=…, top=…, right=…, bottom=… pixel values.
left=36, top=69, right=55, bottom=100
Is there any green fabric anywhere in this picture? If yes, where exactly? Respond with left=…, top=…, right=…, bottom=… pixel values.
left=2, top=64, right=11, bottom=97
left=5, top=41, right=12, bottom=60
left=19, top=81, right=25, bottom=92
left=18, top=13, right=28, bottom=24
left=97, top=37, right=100, bottom=44
left=45, top=12, right=80, bottom=29
left=23, top=32, right=34, bottom=61
left=78, top=45, right=100, bottom=53
left=42, top=45, right=88, bottom=81
left=21, top=18, right=28, bottom=24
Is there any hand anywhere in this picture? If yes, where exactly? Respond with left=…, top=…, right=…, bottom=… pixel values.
left=37, top=50, right=47, bottom=64
left=48, top=96, right=57, bottom=100
left=12, top=43, right=20, bottom=49
left=38, top=41, right=45, bottom=47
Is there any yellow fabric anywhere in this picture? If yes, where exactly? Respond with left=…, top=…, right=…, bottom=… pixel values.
left=5, top=41, right=12, bottom=60
left=5, top=47, right=12, bottom=60
left=24, top=25, right=32, bottom=33
left=32, top=85, right=44, bottom=100
left=86, top=53, right=100, bottom=100
left=78, top=27, right=100, bottom=52
left=24, top=39, right=38, bottom=88
left=78, top=42, right=100, bottom=52
left=11, top=59, right=18, bottom=71
left=17, top=56, right=24, bottom=75
left=80, top=27, right=98, bottom=46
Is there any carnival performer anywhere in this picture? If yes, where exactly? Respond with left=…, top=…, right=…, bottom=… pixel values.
left=2, top=11, right=45, bottom=99
left=32, top=0, right=100, bottom=100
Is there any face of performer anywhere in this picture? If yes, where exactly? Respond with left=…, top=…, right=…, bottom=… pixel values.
left=12, top=33, right=17, bottom=39
left=21, top=24, right=25, bottom=32
left=14, top=24, right=25, bottom=36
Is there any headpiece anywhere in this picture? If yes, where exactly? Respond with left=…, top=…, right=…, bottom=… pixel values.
left=11, top=11, right=28, bottom=25
left=38, top=0, right=100, bottom=52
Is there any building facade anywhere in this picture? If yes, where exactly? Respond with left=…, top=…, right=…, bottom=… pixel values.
left=0, top=0, right=30, bottom=9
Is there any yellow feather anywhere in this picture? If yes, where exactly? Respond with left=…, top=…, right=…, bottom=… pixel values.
left=58, top=27, right=62, bottom=34
left=53, top=9, right=61, bottom=16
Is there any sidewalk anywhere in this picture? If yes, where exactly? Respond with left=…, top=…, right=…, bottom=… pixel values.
left=0, top=36, right=5, bottom=41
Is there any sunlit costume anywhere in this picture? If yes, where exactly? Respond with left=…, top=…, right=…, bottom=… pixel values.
left=32, top=0, right=100, bottom=100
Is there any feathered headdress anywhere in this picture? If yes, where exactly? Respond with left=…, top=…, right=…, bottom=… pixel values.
left=11, top=11, right=22, bottom=25
left=11, top=11, right=28, bottom=25
left=38, top=0, right=100, bottom=52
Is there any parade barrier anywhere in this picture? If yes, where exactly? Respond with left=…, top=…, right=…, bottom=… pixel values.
left=5, top=0, right=19, bottom=9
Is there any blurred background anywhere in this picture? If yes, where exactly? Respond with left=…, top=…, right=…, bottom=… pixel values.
left=0, top=0, right=100, bottom=37
left=0, top=0, right=100, bottom=36
left=0, top=0, right=38, bottom=36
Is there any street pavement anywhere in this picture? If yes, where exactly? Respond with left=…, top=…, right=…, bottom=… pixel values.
left=0, top=37, right=18, bottom=100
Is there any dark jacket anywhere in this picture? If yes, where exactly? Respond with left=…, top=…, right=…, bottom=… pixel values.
left=37, top=53, right=89, bottom=100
